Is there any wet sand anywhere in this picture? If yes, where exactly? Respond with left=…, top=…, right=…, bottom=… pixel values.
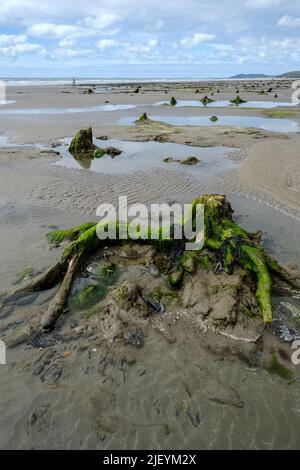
left=0, top=79, right=299, bottom=450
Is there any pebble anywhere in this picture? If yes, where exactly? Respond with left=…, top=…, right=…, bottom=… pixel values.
left=279, top=301, right=300, bottom=319
left=125, top=330, right=144, bottom=348
left=272, top=321, right=298, bottom=342
left=148, top=264, right=160, bottom=278
left=147, top=298, right=165, bottom=314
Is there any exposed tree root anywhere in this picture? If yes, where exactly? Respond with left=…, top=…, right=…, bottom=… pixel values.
left=2, top=194, right=299, bottom=331
left=1, top=261, right=65, bottom=304
left=265, top=254, right=300, bottom=290
left=41, top=254, right=81, bottom=330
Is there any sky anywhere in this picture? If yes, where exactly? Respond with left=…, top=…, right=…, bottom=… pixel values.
left=0, top=0, right=300, bottom=78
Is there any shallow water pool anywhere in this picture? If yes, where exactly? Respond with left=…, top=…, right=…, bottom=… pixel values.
left=0, top=104, right=136, bottom=115
left=55, top=138, right=237, bottom=177
left=154, top=100, right=297, bottom=109
left=0, top=100, right=15, bottom=106
left=120, top=115, right=300, bottom=133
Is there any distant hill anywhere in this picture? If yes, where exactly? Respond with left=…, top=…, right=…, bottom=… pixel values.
left=278, top=71, right=300, bottom=78
left=230, top=71, right=300, bottom=79
left=230, top=73, right=270, bottom=79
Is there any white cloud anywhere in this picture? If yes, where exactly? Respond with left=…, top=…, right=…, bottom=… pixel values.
left=245, top=0, right=281, bottom=9
left=234, top=35, right=300, bottom=64
left=58, top=37, right=75, bottom=48
left=180, top=33, right=216, bottom=47
left=278, top=15, right=300, bottom=28
left=148, top=38, right=158, bottom=47
left=12, top=43, right=42, bottom=53
left=0, top=43, right=42, bottom=57
left=28, top=23, right=83, bottom=39
left=211, top=43, right=234, bottom=51
left=0, top=33, right=43, bottom=57
left=81, top=14, right=119, bottom=30
left=0, top=0, right=298, bottom=70
left=27, top=14, right=120, bottom=42
left=51, top=48, right=90, bottom=59
left=97, top=39, right=119, bottom=50
left=0, top=34, right=27, bottom=46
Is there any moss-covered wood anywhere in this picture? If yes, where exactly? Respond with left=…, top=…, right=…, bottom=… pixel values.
left=201, top=95, right=214, bottom=105
left=230, top=95, right=247, bottom=105
left=2, top=194, right=300, bottom=329
left=136, top=113, right=149, bottom=122
left=68, top=127, right=97, bottom=158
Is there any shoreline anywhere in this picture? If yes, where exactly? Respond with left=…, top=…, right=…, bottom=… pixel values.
left=2, top=76, right=299, bottom=86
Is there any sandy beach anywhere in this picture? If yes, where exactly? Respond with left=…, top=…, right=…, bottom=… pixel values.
left=0, top=78, right=299, bottom=450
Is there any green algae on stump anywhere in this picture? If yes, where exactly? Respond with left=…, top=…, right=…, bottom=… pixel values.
left=4, top=194, right=300, bottom=330
left=201, top=95, right=214, bottom=105
left=168, top=270, right=183, bottom=289
left=198, top=255, right=213, bottom=271
left=230, top=95, right=247, bottom=105
left=180, top=253, right=196, bottom=273
left=47, top=222, right=96, bottom=246
left=210, top=116, right=218, bottom=122
left=94, top=148, right=106, bottom=158
left=38, top=195, right=300, bottom=324
left=136, top=113, right=149, bottom=123
left=68, top=128, right=97, bottom=158
left=180, top=156, right=200, bottom=165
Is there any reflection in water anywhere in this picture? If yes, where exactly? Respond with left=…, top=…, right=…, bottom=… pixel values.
left=0, top=100, right=15, bottom=106
left=74, top=156, right=92, bottom=169
left=120, top=115, right=300, bottom=133
left=154, top=100, right=297, bottom=109
left=56, top=138, right=236, bottom=177
left=0, top=104, right=136, bottom=115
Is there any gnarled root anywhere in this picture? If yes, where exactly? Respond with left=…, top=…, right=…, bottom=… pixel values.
left=41, top=254, right=81, bottom=330
left=3, top=195, right=299, bottom=331
left=1, top=261, right=66, bottom=305
left=193, top=194, right=299, bottom=324
left=265, top=255, right=300, bottom=290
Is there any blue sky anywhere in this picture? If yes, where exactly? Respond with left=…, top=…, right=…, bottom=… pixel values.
left=0, top=0, right=300, bottom=78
